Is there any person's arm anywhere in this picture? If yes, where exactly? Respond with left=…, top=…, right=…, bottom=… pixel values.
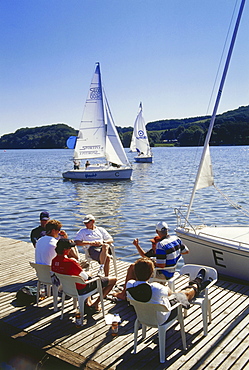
left=30, top=228, right=39, bottom=247
left=68, top=246, right=79, bottom=260
left=74, top=239, right=102, bottom=247
left=103, top=238, right=113, bottom=244
left=58, top=230, right=68, bottom=239
left=133, top=238, right=147, bottom=258
left=79, top=270, right=89, bottom=280
left=180, top=242, right=189, bottom=255
left=30, top=231, right=36, bottom=247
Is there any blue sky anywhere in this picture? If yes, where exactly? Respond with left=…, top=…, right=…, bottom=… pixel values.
left=0, top=0, right=248, bottom=137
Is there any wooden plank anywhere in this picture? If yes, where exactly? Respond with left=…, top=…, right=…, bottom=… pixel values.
left=185, top=308, right=249, bottom=370
left=1, top=236, right=249, bottom=370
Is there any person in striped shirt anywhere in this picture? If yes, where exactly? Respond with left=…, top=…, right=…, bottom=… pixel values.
left=155, top=221, right=189, bottom=280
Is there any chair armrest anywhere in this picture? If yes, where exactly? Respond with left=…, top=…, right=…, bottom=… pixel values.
left=168, top=301, right=182, bottom=311
left=78, top=275, right=101, bottom=285
left=154, top=266, right=176, bottom=272
left=151, top=268, right=180, bottom=290
left=203, top=278, right=217, bottom=295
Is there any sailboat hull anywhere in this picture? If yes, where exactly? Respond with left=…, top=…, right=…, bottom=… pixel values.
left=63, top=166, right=132, bottom=181
left=176, top=225, right=249, bottom=282
left=134, top=155, right=153, bottom=163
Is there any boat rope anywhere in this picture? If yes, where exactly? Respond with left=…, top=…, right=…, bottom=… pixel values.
left=214, top=184, right=249, bottom=218
left=116, top=252, right=140, bottom=260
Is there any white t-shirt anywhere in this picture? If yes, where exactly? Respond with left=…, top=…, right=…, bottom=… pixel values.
left=126, top=280, right=171, bottom=324
left=35, top=235, right=57, bottom=265
left=74, top=226, right=112, bottom=247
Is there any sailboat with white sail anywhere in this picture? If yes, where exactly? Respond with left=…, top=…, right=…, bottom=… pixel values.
left=62, top=63, right=132, bottom=181
left=130, top=103, right=153, bottom=163
left=175, top=0, right=249, bottom=282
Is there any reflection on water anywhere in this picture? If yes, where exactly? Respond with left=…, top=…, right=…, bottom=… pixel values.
left=0, top=147, right=249, bottom=262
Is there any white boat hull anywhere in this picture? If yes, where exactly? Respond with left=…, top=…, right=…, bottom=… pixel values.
left=175, top=225, right=249, bottom=282
left=134, top=155, right=153, bottom=163
left=63, top=166, right=132, bottom=181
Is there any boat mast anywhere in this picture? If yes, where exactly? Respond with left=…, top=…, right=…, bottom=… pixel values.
left=185, top=0, right=246, bottom=224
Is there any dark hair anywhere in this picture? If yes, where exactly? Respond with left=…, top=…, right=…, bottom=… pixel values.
left=157, top=228, right=168, bottom=236
left=55, top=238, right=75, bottom=254
left=134, top=258, right=154, bottom=281
left=45, top=220, right=62, bottom=234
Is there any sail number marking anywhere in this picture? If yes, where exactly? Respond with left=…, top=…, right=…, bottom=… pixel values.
left=212, top=250, right=226, bottom=268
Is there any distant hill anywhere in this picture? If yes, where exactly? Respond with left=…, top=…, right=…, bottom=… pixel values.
left=0, top=124, right=77, bottom=149
left=0, top=105, right=249, bottom=149
left=118, top=105, right=249, bottom=147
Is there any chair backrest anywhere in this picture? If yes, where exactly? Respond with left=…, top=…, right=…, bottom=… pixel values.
left=180, top=264, right=218, bottom=282
left=55, top=273, right=85, bottom=298
left=29, top=262, right=52, bottom=285
left=128, top=295, right=170, bottom=328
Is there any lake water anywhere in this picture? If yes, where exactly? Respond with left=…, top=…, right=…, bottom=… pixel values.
left=1, top=146, right=249, bottom=263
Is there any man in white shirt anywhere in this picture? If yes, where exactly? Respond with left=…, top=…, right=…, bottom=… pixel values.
left=35, top=219, right=78, bottom=265
left=126, top=258, right=210, bottom=325
left=74, top=214, right=113, bottom=276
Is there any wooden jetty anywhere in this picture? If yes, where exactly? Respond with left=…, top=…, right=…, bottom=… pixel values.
left=0, top=236, right=248, bottom=369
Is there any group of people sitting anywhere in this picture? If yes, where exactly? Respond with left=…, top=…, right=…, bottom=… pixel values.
left=30, top=211, right=211, bottom=315
left=31, top=212, right=117, bottom=312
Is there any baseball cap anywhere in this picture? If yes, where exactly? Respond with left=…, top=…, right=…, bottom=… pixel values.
left=83, top=214, right=95, bottom=223
left=40, top=211, right=50, bottom=221
left=56, top=238, right=76, bottom=254
left=56, top=238, right=76, bottom=249
left=156, top=221, right=168, bottom=232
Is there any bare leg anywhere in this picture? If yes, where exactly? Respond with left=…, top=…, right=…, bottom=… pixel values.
left=181, top=286, right=197, bottom=301
left=92, top=277, right=117, bottom=310
left=104, top=256, right=110, bottom=277
left=99, top=244, right=110, bottom=276
left=113, top=264, right=136, bottom=300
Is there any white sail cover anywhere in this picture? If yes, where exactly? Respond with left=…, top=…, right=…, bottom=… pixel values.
left=130, top=103, right=151, bottom=156
left=195, top=144, right=214, bottom=190
left=105, top=93, right=130, bottom=166
left=74, top=63, right=106, bottom=160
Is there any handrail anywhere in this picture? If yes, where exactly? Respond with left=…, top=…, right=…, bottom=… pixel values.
left=197, top=230, right=249, bottom=250
left=174, top=208, right=198, bottom=234
left=175, top=208, right=249, bottom=250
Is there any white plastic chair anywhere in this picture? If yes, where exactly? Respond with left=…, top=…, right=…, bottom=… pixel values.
left=127, top=295, right=186, bottom=363
left=29, top=262, right=59, bottom=312
left=180, top=264, right=218, bottom=336
left=55, top=273, right=105, bottom=325
left=149, top=266, right=180, bottom=291
left=84, top=243, right=118, bottom=277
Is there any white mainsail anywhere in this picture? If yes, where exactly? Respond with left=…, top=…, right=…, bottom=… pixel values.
left=74, top=63, right=106, bottom=160
left=130, top=103, right=151, bottom=156
left=105, top=92, right=130, bottom=166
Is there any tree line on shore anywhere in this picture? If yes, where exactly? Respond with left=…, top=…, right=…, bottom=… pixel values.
left=0, top=105, right=248, bottom=149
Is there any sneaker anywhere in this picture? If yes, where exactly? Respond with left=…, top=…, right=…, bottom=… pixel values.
left=195, top=268, right=206, bottom=282
left=97, top=266, right=105, bottom=276
left=200, top=280, right=211, bottom=292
